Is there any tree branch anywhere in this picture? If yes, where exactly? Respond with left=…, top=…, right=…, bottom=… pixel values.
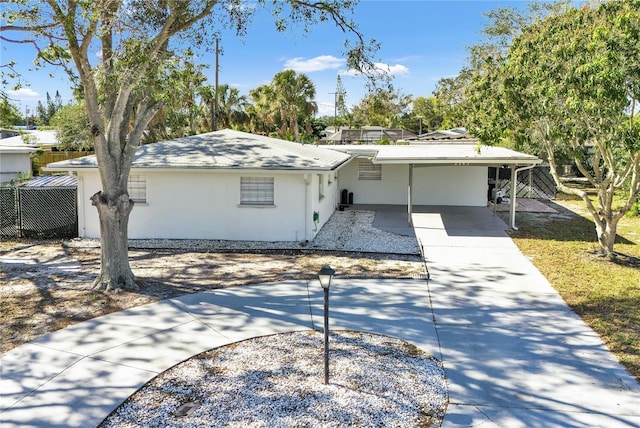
left=0, top=23, right=57, bottom=33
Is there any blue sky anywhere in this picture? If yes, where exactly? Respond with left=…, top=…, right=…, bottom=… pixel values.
left=3, top=1, right=523, bottom=118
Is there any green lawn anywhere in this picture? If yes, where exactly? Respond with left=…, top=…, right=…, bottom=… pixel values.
left=501, top=195, right=640, bottom=382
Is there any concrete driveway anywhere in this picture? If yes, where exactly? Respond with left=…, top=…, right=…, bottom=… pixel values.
left=412, top=206, right=640, bottom=427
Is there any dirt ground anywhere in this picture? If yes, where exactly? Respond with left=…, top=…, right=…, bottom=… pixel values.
left=0, top=240, right=425, bottom=354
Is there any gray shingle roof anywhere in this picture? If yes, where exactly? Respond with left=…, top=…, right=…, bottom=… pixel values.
left=45, top=129, right=350, bottom=172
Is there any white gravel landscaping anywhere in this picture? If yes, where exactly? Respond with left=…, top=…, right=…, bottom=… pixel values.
left=311, top=210, right=419, bottom=254
left=99, top=331, right=448, bottom=427
left=65, top=210, right=420, bottom=255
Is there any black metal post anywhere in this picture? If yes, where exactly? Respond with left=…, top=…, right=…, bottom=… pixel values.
left=323, top=286, right=329, bottom=385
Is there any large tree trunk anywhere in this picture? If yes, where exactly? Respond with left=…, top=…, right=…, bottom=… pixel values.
left=546, top=151, right=620, bottom=259
left=90, top=191, right=137, bottom=291
left=596, top=223, right=617, bottom=259
left=594, top=213, right=620, bottom=260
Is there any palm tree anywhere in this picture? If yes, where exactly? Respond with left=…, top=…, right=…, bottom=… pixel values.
left=218, top=84, right=249, bottom=129
left=271, top=70, right=318, bottom=142
left=198, top=83, right=249, bottom=131
left=248, top=84, right=278, bottom=135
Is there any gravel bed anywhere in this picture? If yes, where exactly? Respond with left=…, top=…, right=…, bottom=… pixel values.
left=100, top=331, right=447, bottom=427
left=311, top=210, right=418, bottom=254
left=65, top=210, right=420, bottom=255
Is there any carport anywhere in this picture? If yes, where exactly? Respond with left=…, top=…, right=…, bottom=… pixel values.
left=330, top=144, right=541, bottom=230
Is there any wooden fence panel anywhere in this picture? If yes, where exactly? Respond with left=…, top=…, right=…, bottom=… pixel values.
left=36, top=151, right=94, bottom=173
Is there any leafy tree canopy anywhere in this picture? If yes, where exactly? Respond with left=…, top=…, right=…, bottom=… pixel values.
left=472, top=0, right=640, bottom=258
left=35, top=91, right=63, bottom=126
left=50, top=102, right=93, bottom=151
left=412, top=96, right=444, bottom=133
left=1, top=0, right=379, bottom=290
left=0, top=96, right=22, bottom=127
left=350, top=88, right=411, bottom=128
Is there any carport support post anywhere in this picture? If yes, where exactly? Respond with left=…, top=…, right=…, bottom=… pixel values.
left=510, top=165, right=517, bottom=229
left=407, top=163, right=414, bottom=225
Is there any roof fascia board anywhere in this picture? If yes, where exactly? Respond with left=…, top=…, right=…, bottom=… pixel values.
left=43, top=166, right=343, bottom=174
left=373, top=158, right=541, bottom=166
left=327, top=145, right=541, bottom=166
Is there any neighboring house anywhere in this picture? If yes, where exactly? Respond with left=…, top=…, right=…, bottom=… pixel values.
left=0, top=130, right=93, bottom=175
left=411, top=127, right=472, bottom=142
left=325, top=126, right=416, bottom=145
left=1, top=129, right=21, bottom=139
left=0, top=132, right=47, bottom=183
left=0, top=145, right=39, bottom=184
left=1, top=130, right=58, bottom=148
left=45, top=129, right=350, bottom=242
left=45, top=129, right=541, bottom=241
left=0, top=130, right=60, bottom=182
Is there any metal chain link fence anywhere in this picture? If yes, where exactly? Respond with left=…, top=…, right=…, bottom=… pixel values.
left=0, top=185, right=77, bottom=239
left=0, top=186, right=17, bottom=237
left=496, top=165, right=556, bottom=200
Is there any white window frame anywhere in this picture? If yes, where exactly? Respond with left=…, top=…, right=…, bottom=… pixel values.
left=127, top=175, right=147, bottom=203
left=358, top=159, right=382, bottom=180
left=240, top=176, right=275, bottom=206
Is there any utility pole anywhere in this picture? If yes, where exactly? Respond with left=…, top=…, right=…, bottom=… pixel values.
left=416, top=115, right=424, bottom=136
left=212, top=38, right=219, bottom=132
left=328, top=92, right=337, bottom=129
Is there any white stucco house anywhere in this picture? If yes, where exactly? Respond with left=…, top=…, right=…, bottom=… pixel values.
left=45, top=129, right=349, bottom=241
left=45, top=129, right=541, bottom=241
left=0, top=141, right=39, bottom=184
left=0, top=130, right=60, bottom=183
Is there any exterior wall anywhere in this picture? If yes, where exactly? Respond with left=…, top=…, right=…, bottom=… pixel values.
left=0, top=152, right=32, bottom=183
left=308, top=171, right=339, bottom=241
left=337, top=158, right=487, bottom=206
left=77, top=170, right=328, bottom=241
left=337, top=159, right=408, bottom=205
left=413, top=166, right=487, bottom=206
left=76, top=171, right=99, bottom=238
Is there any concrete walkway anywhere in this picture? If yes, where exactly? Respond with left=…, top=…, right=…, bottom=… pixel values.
left=2, top=206, right=640, bottom=427
left=0, top=279, right=438, bottom=427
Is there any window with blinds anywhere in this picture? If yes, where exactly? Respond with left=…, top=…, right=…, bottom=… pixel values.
left=240, top=177, right=274, bottom=205
left=128, top=175, right=147, bottom=203
left=357, top=159, right=382, bottom=180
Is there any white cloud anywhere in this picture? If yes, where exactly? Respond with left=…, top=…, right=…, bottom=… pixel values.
left=8, top=88, right=40, bottom=99
left=385, top=63, right=410, bottom=76
left=341, top=62, right=410, bottom=78
left=283, top=55, right=345, bottom=73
